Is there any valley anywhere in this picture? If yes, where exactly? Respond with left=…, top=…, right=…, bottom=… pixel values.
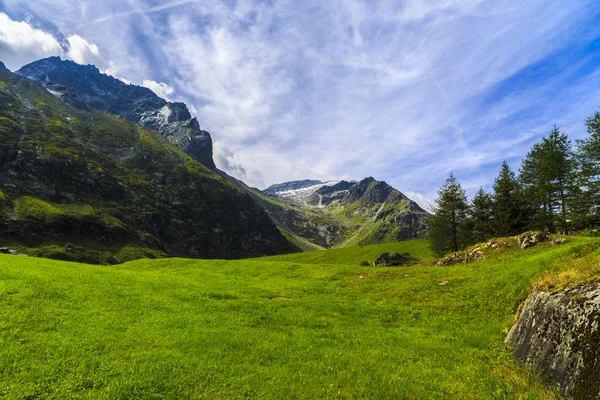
left=2, top=235, right=596, bottom=398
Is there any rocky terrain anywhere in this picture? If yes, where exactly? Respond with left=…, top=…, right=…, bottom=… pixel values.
left=260, top=178, right=430, bottom=249
left=507, top=282, right=600, bottom=400
left=17, top=57, right=215, bottom=169
left=0, top=67, right=296, bottom=263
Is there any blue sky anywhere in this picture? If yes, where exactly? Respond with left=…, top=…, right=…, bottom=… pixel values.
left=1, top=0, right=600, bottom=209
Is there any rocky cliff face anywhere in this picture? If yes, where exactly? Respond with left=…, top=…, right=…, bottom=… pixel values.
left=261, top=177, right=430, bottom=248
left=16, top=57, right=215, bottom=169
left=0, top=68, right=295, bottom=263
left=506, top=282, right=600, bottom=400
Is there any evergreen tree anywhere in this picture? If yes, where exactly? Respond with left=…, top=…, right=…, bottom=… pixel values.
left=429, top=172, right=470, bottom=256
left=520, top=126, right=574, bottom=233
left=469, top=187, right=494, bottom=242
left=493, top=161, right=526, bottom=236
left=575, top=111, right=600, bottom=228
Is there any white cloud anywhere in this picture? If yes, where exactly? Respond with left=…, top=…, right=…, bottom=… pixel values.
left=406, top=191, right=436, bottom=212
left=1, top=1, right=599, bottom=200
left=142, top=80, right=175, bottom=100
left=0, top=12, right=62, bottom=70
left=65, top=34, right=103, bottom=66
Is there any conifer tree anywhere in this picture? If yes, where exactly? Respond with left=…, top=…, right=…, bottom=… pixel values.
left=469, top=187, right=494, bottom=242
left=575, top=111, right=600, bottom=228
left=429, top=172, right=470, bottom=256
left=520, top=126, right=574, bottom=233
left=493, top=161, right=526, bottom=236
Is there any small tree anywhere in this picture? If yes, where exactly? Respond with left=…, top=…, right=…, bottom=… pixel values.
left=469, top=187, right=494, bottom=242
left=429, top=172, right=470, bottom=256
left=493, top=161, right=527, bottom=236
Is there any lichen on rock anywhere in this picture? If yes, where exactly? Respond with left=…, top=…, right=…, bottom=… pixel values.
left=506, top=282, right=600, bottom=399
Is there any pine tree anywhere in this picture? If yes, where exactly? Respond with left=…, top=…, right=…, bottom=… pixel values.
left=520, top=126, right=574, bottom=233
left=469, top=187, right=494, bottom=242
left=575, top=111, right=600, bottom=228
left=493, top=161, right=526, bottom=236
left=429, top=172, right=470, bottom=256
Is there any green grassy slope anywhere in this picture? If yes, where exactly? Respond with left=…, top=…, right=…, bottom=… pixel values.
left=2, top=238, right=596, bottom=399
left=259, top=238, right=434, bottom=265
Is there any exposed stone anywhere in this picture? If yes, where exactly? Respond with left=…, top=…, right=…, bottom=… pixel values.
left=517, top=231, right=546, bottom=250
left=437, top=251, right=466, bottom=266
left=373, top=252, right=416, bottom=266
left=552, top=238, right=567, bottom=246
left=506, top=282, right=600, bottom=399
left=0, top=247, right=17, bottom=255
left=486, top=238, right=512, bottom=251
left=466, top=247, right=485, bottom=263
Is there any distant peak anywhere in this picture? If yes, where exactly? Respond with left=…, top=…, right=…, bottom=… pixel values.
left=0, top=61, right=7, bottom=71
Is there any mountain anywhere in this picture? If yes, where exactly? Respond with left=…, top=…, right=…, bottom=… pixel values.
left=0, top=67, right=296, bottom=263
left=264, top=180, right=324, bottom=195
left=16, top=57, right=215, bottom=169
left=257, top=177, right=430, bottom=250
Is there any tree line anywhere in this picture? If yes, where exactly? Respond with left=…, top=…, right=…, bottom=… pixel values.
left=429, top=110, right=600, bottom=256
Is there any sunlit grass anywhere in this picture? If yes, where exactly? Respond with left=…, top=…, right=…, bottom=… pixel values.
left=1, top=237, right=596, bottom=398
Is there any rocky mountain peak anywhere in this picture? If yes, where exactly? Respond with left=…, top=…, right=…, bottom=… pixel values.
left=0, top=61, right=7, bottom=71
left=16, top=57, right=215, bottom=169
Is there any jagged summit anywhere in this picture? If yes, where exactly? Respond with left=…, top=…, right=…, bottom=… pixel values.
left=264, top=180, right=324, bottom=195
left=0, top=61, right=7, bottom=71
left=261, top=177, right=429, bottom=247
left=17, top=57, right=215, bottom=169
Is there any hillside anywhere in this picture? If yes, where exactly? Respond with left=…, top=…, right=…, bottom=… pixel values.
left=0, top=68, right=296, bottom=262
left=259, top=178, right=430, bottom=249
left=16, top=57, right=215, bottom=168
left=1, top=236, right=597, bottom=398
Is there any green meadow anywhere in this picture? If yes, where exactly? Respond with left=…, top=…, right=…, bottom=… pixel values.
left=1, top=237, right=597, bottom=399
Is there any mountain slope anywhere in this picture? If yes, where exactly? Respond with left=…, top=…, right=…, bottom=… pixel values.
left=16, top=57, right=215, bottom=169
left=0, top=68, right=296, bottom=263
left=260, top=177, right=430, bottom=248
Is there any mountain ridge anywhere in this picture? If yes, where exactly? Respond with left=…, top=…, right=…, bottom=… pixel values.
left=16, top=57, right=215, bottom=169
left=0, top=67, right=296, bottom=262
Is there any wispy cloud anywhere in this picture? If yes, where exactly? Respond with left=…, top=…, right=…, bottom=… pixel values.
left=1, top=1, right=600, bottom=202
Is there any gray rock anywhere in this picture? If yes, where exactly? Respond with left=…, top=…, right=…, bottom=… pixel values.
left=0, top=61, right=7, bottom=71
left=506, top=282, right=600, bottom=399
left=373, top=252, right=416, bottom=266
left=16, top=57, right=215, bottom=169
left=517, top=231, right=546, bottom=250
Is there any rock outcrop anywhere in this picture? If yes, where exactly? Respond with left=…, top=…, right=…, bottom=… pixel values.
left=517, top=231, right=546, bottom=250
left=506, top=282, right=600, bottom=399
left=373, top=252, right=416, bottom=266
left=16, top=57, right=215, bottom=169
left=0, top=61, right=7, bottom=71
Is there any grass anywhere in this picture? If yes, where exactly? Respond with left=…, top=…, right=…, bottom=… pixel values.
left=259, top=239, right=434, bottom=265
left=1, top=237, right=596, bottom=398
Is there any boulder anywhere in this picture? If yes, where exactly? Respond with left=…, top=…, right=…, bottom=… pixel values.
left=373, top=252, right=416, bottom=266
left=506, top=282, right=600, bottom=399
left=465, top=247, right=485, bottom=263
left=517, top=231, right=546, bottom=250
left=437, top=251, right=466, bottom=266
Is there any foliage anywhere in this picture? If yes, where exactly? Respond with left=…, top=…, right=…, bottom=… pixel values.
left=520, top=126, right=574, bottom=233
left=468, top=188, right=494, bottom=242
left=429, top=172, right=470, bottom=256
left=493, top=161, right=527, bottom=237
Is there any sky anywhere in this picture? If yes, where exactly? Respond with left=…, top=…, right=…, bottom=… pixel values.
left=1, top=0, right=600, bottom=210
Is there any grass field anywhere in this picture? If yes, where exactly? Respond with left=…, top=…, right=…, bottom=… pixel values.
left=1, top=238, right=597, bottom=398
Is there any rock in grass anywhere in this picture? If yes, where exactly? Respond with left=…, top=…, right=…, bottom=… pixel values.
left=506, top=282, right=600, bottom=399
left=373, top=252, right=416, bottom=266
left=517, top=231, right=546, bottom=250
